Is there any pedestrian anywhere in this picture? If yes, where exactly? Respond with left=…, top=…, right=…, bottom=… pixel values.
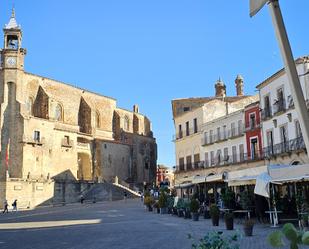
left=12, top=199, right=17, bottom=212
left=124, top=191, right=127, bottom=202
left=80, top=194, right=85, bottom=204
left=3, top=199, right=8, bottom=213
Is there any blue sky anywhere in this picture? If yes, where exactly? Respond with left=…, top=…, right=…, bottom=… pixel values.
left=1, top=0, right=309, bottom=167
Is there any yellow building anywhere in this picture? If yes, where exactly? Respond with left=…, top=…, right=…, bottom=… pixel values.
left=0, top=10, right=157, bottom=208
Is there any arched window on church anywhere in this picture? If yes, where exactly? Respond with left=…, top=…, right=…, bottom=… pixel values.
left=95, top=111, right=100, bottom=128
left=55, top=103, right=63, bottom=121
left=27, top=97, right=34, bottom=115
left=124, top=116, right=130, bottom=131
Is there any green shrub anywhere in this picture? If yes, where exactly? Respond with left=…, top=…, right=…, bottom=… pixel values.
left=190, top=199, right=200, bottom=213
left=144, top=196, right=154, bottom=207
left=224, top=212, right=234, bottom=220
left=221, top=189, right=235, bottom=209
left=176, top=198, right=185, bottom=209
left=158, top=192, right=168, bottom=208
left=268, top=223, right=309, bottom=249
left=167, top=196, right=174, bottom=209
left=188, top=231, right=240, bottom=249
left=209, top=204, right=220, bottom=217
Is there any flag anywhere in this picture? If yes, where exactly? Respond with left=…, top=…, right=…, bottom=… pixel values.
left=250, top=0, right=269, bottom=17
left=5, top=139, right=10, bottom=171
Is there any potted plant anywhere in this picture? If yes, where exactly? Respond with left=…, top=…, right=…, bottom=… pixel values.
left=190, top=199, right=200, bottom=221
left=144, top=196, right=154, bottom=212
left=301, top=214, right=309, bottom=228
left=183, top=200, right=192, bottom=219
left=243, top=219, right=254, bottom=236
left=158, top=191, right=168, bottom=214
left=224, top=212, right=234, bottom=230
left=167, top=196, right=174, bottom=214
left=221, top=189, right=235, bottom=209
left=176, top=198, right=184, bottom=217
left=153, top=201, right=160, bottom=213
left=209, top=204, right=220, bottom=226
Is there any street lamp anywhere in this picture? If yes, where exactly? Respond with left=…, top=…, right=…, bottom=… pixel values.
left=250, top=0, right=309, bottom=158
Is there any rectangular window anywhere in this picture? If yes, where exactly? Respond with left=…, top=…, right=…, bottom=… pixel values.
left=178, top=124, right=182, bottom=139
left=224, top=147, right=229, bottom=163
left=193, top=118, right=198, bottom=133
left=210, top=151, right=214, bottom=166
left=238, top=120, right=243, bottom=134
left=266, top=130, right=274, bottom=156
left=280, top=124, right=288, bottom=153
left=231, top=123, right=236, bottom=137
left=64, top=135, right=70, bottom=145
left=217, top=127, right=221, bottom=141
left=239, top=144, right=244, bottom=162
left=186, top=155, right=192, bottom=170
left=186, top=121, right=189, bottom=136
left=205, top=152, right=209, bottom=167
left=183, top=107, right=190, bottom=112
left=250, top=138, right=258, bottom=159
left=204, top=132, right=208, bottom=144
left=264, top=95, right=271, bottom=117
left=249, top=114, right=256, bottom=129
left=232, top=146, right=237, bottom=163
left=209, top=130, right=213, bottom=143
left=179, top=157, right=184, bottom=171
left=223, top=125, right=227, bottom=140
left=216, top=149, right=222, bottom=165
left=194, top=154, right=200, bottom=168
left=33, top=131, right=40, bottom=142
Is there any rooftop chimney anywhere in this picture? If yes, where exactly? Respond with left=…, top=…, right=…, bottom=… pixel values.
left=133, top=104, right=139, bottom=113
left=235, top=74, right=244, bottom=96
left=215, top=78, right=226, bottom=98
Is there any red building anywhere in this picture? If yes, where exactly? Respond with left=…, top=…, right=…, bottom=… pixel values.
left=244, top=101, right=263, bottom=160
left=156, top=165, right=174, bottom=187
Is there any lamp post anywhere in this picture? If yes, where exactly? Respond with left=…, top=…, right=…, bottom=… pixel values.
left=250, top=0, right=309, bottom=158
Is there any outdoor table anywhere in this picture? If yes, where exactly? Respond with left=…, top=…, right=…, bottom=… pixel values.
left=233, top=210, right=251, bottom=219
left=265, top=210, right=282, bottom=228
left=220, top=208, right=234, bottom=213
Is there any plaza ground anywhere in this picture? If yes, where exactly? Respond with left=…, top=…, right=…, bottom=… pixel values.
left=0, top=199, right=303, bottom=249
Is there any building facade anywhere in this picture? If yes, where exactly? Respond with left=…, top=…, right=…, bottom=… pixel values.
left=0, top=10, right=157, bottom=208
left=172, top=76, right=262, bottom=195
left=257, top=56, right=309, bottom=166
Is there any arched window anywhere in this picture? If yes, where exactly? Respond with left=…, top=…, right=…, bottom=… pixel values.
left=55, top=103, right=63, bottom=121
left=95, top=111, right=100, bottom=128
left=27, top=97, right=34, bottom=115
left=124, top=116, right=130, bottom=131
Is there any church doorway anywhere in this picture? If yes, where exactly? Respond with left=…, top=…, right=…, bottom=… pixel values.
left=77, top=153, right=92, bottom=181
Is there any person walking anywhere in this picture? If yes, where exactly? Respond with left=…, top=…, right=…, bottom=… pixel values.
left=12, top=199, right=17, bottom=212
left=124, top=191, right=127, bottom=202
left=80, top=194, right=85, bottom=204
left=3, top=200, right=8, bottom=213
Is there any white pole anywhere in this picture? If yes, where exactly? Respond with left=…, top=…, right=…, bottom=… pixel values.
left=268, top=0, right=309, bottom=158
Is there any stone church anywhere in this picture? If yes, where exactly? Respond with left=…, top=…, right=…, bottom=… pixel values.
left=0, top=10, right=157, bottom=208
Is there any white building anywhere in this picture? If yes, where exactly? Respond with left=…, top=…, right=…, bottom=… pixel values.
left=172, top=77, right=258, bottom=187
left=257, top=56, right=309, bottom=165
left=201, top=109, right=247, bottom=168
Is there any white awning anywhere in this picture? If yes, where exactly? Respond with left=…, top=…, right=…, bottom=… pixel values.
left=227, top=166, right=267, bottom=187
left=206, top=174, right=223, bottom=182
left=192, top=175, right=206, bottom=184
left=254, top=164, right=309, bottom=198
left=269, top=164, right=309, bottom=183
left=174, top=182, right=193, bottom=189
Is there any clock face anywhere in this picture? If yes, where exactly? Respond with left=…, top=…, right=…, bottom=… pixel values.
left=6, top=57, right=16, bottom=67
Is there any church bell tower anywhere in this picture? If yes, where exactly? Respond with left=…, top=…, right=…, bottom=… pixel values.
left=1, top=8, right=26, bottom=71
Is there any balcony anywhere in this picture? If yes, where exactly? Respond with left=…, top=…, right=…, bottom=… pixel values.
left=245, top=123, right=261, bottom=132
left=202, top=126, right=244, bottom=146
left=264, top=136, right=305, bottom=158
left=261, top=108, right=272, bottom=121
left=61, top=138, right=74, bottom=148
left=22, top=135, right=45, bottom=146
left=174, top=161, right=206, bottom=173
left=173, top=127, right=200, bottom=141
left=273, top=99, right=286, bottom=116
